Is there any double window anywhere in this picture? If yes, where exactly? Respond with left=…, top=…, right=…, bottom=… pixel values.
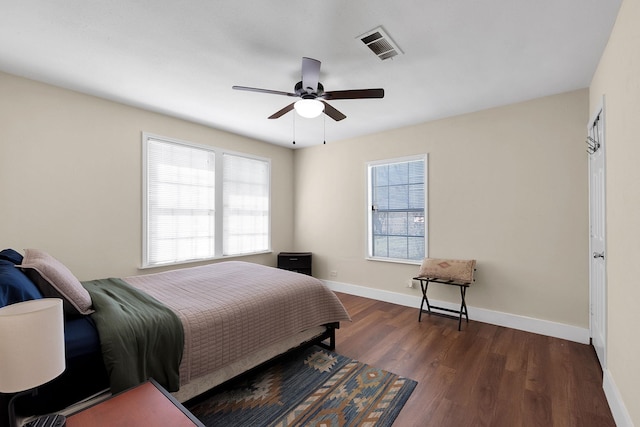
left=143, top=134, right=270, bottom=267
left=367, top=155, right=427, bottom=263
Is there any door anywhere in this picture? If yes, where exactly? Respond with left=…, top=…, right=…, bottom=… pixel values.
left=588, top=106, right=606, bottom=369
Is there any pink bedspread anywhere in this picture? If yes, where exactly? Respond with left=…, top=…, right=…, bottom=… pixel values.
left=123, top=261, right=350, bottom=386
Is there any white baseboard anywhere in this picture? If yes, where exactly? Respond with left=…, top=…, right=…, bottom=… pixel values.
left=603, top=368, right=635, bottom=427
left=324, top=279, right=590, bottom=344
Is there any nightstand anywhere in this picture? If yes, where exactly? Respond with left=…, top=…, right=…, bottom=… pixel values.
left=277, top=252, right=312, bottom=276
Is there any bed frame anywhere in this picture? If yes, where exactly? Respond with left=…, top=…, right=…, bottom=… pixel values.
left=173, top=322, right=339, bottom=403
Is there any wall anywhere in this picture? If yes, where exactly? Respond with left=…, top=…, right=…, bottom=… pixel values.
left=294, top=89, right=589, bottom=329
left=0, top=71, right=295, bottom=280
left=589, top=0, right=640, bottom=424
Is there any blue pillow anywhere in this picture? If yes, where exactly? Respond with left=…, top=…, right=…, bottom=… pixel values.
left=0, top=259, right=43, bottom=307
left=0, top=248, right=23, bottom=264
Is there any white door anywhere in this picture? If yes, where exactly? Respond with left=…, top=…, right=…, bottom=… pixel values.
left=588, top=107, right=606, bottom=369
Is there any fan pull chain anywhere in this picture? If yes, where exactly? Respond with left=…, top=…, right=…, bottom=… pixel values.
left=323, top=114, right=326, bottom=144
left=292, top=113, right=296, bottom=145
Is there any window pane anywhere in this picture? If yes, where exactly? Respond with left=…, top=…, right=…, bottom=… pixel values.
left=374, top=164, right=389, bottom=186
left=387, top=212, right=408, bottom=235
left=372, top=211, right=388, bottom=235
left=146, top=139, right=215, bottom=265
left=389, top=184, right=409, bottom=209
left=407, top=237, right=425, bottom=260
left=373, top=236, right=388, bottom=258
left=388, top=236, right=408, bottom=259
left=408, top=211, right=425, bottom=236
left=408, top=160, right=424, bottom=184
left=408, top=184, right=424, bottom=209
left=388, top=162, right=408, bottom=185
left=372, top=184, right=389, bottom=210
left=223, top=154, right=270, bottom=256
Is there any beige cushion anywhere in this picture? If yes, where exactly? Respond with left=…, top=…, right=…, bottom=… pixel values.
left=19, top=248, right=94, bottom=315
left=417, top=258, right=476, bottom=283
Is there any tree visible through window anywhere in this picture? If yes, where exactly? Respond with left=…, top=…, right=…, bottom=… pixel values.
left=368, top=156, right=427, bottom=262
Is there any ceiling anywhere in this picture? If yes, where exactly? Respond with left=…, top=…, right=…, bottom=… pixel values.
left=0, top=1, right=622, bottom=148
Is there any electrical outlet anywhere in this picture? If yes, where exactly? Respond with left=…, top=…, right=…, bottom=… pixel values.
left=329, top=270, right=337, bottom=278
left=406, top=279, right=414, bottom=288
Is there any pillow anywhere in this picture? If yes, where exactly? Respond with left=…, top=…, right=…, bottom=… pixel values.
left=0, top=248, right=23, bottom=264
left=18, top=249, right=94, bottom=316
left=0, top=259, right=43, bottom=307
left=417, top=258, right=477, bottom=283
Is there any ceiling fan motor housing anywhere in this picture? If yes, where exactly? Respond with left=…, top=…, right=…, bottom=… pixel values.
left=295, top=81, right=324, bottom=98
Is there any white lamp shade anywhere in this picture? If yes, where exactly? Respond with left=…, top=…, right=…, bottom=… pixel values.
left=294, top=99, right=324, bottom=118
left=0, top=299, right=66, bottom=393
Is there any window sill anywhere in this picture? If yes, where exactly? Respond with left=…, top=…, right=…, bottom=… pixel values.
left=366, top=256, right=423, bottom=266
left=140, top=250, right=273, bottom=270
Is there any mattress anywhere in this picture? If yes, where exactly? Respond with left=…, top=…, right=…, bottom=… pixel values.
left=123, top=261, right=351, bottom=387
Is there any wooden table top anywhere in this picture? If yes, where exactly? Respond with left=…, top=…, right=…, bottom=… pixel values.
left=66, top=379, right=204, bottom=427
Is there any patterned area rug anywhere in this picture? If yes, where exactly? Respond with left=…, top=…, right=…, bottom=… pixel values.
left=186, top=345, right=417, bottom=426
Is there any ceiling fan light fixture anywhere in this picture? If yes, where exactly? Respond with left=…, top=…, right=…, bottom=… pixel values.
left=294, top=99, right=324, bottom=118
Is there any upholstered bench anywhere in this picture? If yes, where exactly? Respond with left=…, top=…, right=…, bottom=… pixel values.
left=414, top=258, right=477, bottom=330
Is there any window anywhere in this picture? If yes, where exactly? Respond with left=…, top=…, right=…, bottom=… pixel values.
left=143, top=134, right=270, bottom=267
left=367, top=155, right=427, bottom=262
left=222, top=153, right=270, bottom=256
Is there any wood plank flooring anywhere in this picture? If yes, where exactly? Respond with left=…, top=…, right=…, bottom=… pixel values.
left=333, top=292, right=615, bottom=427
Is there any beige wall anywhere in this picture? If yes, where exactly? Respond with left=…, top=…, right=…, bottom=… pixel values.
left=294, top=89, right=589, bottom=328
left=0, top=71, right=295, bottom=280
left=590, top=0, right=640, bottom=424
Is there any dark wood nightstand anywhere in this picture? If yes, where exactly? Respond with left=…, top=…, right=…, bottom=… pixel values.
left=277, top=252, right=312, bottom=275
left=65, top=379, right=204, bottom=427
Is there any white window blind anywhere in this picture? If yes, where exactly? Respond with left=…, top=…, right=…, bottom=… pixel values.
left=145, top=138, right=216, bottom=266
left=367, top=155, right=427, bottom=262
left=143, top=134, right=271, bottom=267
left=223, top=154, right=270, bottom=255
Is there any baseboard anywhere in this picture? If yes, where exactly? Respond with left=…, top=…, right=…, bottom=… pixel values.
left=603, top=368, right=634, bottom=427
left=324, top=280, right=590, bottom=344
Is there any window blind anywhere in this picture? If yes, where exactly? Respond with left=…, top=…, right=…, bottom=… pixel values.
left=222, top=154, right=270, bottom=255
left=146, top=138, right=216, bottom=266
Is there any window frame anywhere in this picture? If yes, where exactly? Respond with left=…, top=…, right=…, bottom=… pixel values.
left=366, top=154, right=428, bottom=265
left=142, top=132, right=271, bottom=268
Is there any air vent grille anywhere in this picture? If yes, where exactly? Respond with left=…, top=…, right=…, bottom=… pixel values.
left=358, top=26, right=402, bottom=61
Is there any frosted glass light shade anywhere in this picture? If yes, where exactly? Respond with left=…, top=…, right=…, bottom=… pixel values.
left=294, top=99, right=324, bottom=118
left=0, top=299, right=65, bottom=393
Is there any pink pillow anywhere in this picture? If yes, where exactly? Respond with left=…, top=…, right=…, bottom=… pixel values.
left=19, top=249, right=94, bottom=315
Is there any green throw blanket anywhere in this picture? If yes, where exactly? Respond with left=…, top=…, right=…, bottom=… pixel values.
left=82, top=278, right=184, bottom=393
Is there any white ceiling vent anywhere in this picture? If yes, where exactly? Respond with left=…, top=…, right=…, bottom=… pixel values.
left=358, top=26, right=403, bottom=61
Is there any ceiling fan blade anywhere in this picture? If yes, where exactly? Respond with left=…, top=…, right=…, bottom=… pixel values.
left=321, top=101, right=346, bottom=121
left=268, top=102, right=296, bottom=119
left=232, top=86, right=297, bottom=97
left=301, top=57, right=321, bottom=94
left=322, top=88, right=385, bottom=100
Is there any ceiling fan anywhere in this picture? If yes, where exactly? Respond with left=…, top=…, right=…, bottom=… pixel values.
left=232, top=57, right=384, bottom=121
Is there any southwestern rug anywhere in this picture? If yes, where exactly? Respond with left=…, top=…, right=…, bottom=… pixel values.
left=185, top=345, right=417, bottom=426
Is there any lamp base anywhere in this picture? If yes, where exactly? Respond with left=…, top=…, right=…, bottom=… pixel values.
left=24, top=414, right=66, bottom=427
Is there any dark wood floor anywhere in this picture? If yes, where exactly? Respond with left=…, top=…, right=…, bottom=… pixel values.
left=333, top=292, right=615, bottom=427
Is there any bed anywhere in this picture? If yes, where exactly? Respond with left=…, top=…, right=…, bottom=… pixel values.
left=0, top=248, right=350, bottom=419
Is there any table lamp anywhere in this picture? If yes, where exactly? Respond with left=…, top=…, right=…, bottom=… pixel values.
left=0, top=299, right=66, bottom=427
